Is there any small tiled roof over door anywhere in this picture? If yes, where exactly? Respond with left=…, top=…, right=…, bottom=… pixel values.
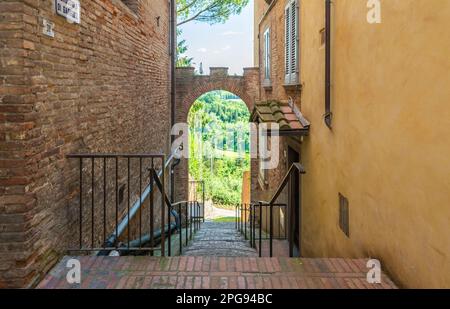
left=251, top=101, right=310, bottom=136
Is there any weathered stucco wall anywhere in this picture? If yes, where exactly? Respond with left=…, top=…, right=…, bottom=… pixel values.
left=299, top=0, right=450, bottom=288
left=0, top=0, right=171, bottom=288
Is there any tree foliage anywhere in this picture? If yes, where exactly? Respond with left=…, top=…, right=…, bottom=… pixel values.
left=189, top=91, right=251, bottom=206
left=177, top=29, right=194, bottom=67
left=177, top=0, right=250, bottom=26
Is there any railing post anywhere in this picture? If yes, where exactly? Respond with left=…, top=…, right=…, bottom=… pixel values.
left=149, top=164, right=155, bottom=256
left=79, top=158, right=83, bottom=250
left=259, top=202, right=263, bottom=257
left=161, top=156, right=166, bottom=257
left=138, top=158, right=142, bottom=249
left=127, top=158, right=130, bottom=249
left=91, top=158, right=95, bottom=249
left=270, top=203, right=273, bottom=258
left=244, top=204, right=247, bottom=240
left=190, top=202, right=193, bottom=240
left=185, top=202, right=188, bottom=245
left=253, top=205, right=256, bottom=248
left=115, top=157, right=119, bottom=250
left=103, top=158, right=107, bottom=249
left=202, top=181, right=205, bottom=223
left=240, top=205, right=243, bottom=233
left=179, top=203, right=183, bottom=255
left=168, top=203, right=172, bottom=257
left=249, top=205, right=253, bottom=247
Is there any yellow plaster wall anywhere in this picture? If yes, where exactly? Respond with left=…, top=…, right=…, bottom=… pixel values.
left=299, top=0, right=450, bottom=288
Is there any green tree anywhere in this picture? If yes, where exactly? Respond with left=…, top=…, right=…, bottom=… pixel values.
left=177, top=0, right=250, bottom=26
left=176, top=0, right=250, bottom=69
left=188, top=91, right=251, bottom=206
left=177, top=29, right=194, bottom=67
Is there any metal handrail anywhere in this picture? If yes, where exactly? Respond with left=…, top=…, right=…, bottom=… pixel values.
left=237, top=163, right=306, bottom=257
left=67, top=146, right=204, bottom=257
left=266, top=163, right=305, bottom=206
left=104, top=147, right=182, bottom=250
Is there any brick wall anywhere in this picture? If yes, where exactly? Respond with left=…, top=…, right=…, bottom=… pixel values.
left=173, top=67, right=259, bottom=204
left=256, top=0, right=302, bottom=108
left=252, top=0, right=303, bottom=214
left=0, top=0, right=172, bottom=288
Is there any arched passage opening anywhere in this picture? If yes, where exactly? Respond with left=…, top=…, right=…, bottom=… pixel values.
left=187, top=90, right=251, bottom=220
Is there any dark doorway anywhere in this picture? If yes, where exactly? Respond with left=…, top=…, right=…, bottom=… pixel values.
left=288, top=147, right=301, bottom=257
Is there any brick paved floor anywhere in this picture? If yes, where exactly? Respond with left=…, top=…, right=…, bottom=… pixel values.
left=38, top=222, right=398, bottom=289
left=37, top=256, right=397, bottom=289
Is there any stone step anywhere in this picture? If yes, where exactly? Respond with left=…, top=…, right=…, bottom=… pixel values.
left=37, top=256, right=398, bottom=289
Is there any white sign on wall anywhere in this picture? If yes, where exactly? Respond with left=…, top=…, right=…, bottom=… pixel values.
left=55, top=0, right=80, bottom=24
left=43, top=19, right=55, bottom=37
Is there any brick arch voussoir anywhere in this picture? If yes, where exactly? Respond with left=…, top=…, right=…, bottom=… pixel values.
left=180, top=78, right=252, bottom=122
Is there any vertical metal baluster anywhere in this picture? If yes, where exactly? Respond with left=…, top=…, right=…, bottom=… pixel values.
left=91, top=158, right=95, bottom=249
left=127, top=158, right=130, bottom=249
left=202, top=181, right=205, bottom=222
left=103, top=158, right=106, bottom=248
left=249, top=205, right=253, bottom=246
left=150, top=159, right=154, bottom=256
left=193, top=202, right=196, bottom=233
left=253, top=205, right=257, bottom=248
left=240, top=205, right=243, bottom=233
left=190, top=202, right=193, bottom=240
left=259, top=202, right=263, bottom=257
left=79, top=158, right=83, bottom=249
left=244, top=205, right=247, bottom=240
left=179, top=203, right=182, bottom=255
left=161, top=157, right=166, bottom=257
left=234, top=206, right=238, bottom=231
left=270, top=203, right=273, bottom=258
left=196, top=203, right=199, bottom=231
left=139, top=158, right=142, bottom=248
left=115, top=157, right=119, bottom=249
left=185, top=201, right=188, bottom=245
left=278, top=206, right=281, bottom=241
left=168, top=196, right=171, bottom=257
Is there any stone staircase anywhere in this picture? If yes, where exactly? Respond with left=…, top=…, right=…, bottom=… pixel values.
left=182, top=221, right=257, bottom=257
left=37, top=220, right=398, bottom=289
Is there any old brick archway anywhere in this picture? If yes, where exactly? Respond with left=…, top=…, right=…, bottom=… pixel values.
left=174, top=66, right=260, bottom=202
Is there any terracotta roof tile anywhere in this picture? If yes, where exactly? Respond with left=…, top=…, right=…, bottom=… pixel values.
left=250, top=100, right=310, bottom=134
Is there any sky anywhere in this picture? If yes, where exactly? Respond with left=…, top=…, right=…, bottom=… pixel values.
left=179, top=0, right=254, bottom=76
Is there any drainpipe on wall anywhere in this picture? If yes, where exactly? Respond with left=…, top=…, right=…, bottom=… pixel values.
left=324, top=0, right=332, bottom=128
left=170, top=0, right=177, bottom=141
left=170, top=0, right=177, bottom=200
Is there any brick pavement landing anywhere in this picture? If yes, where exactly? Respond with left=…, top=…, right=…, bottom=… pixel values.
left=37, top=256, right=397, bottom=289
left=183, top=221, right=258, bottom=257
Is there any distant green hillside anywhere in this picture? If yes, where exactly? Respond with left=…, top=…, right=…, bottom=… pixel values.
left=189, top=91, right=251, bottom=206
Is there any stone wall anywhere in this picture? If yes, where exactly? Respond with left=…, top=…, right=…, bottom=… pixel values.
left=0, top=0, right=172, bottom=288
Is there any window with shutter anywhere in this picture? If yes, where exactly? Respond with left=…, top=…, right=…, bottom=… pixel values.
left=285, top=5, right=291, bottom=82
left=264, top=28, right=271, bottom=81
left=285, top=0, right=299, bottom=85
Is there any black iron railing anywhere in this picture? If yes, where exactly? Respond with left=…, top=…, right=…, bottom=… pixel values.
left=236, top=203, right=287, bottom=257
left=67, top=154, right=167, bottom=254
left=189, top=180, right=205, bottom=223
left=236, top=163, right=306, bottom=257
left=67, top=152, right=204, bottom=257
left=172, top=200, right=202, bottom=255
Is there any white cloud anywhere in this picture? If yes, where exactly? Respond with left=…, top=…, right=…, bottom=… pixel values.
left=222, top=45, right=231, bottom=51
left=197, top=48, right=208, bottom=53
